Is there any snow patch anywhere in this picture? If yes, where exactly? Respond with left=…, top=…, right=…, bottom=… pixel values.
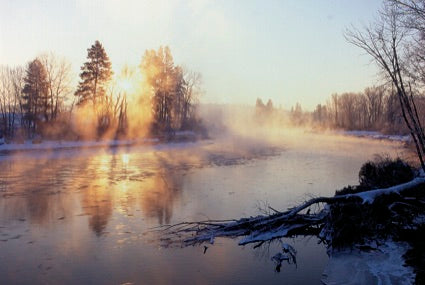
left=349, top=177, right=425, bottom=204
left=238, top=224, right=303, bottom=245
left=339, top=130, right=410, bottom=142
left=322, top=241, right=415, bottom=285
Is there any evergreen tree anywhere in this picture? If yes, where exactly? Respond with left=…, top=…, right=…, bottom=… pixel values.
left=75, top=40, right=112, bottom=107
left=22, top=58, right=49, bottom=135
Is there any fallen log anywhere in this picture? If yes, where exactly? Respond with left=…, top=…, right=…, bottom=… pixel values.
left=155, top=176, right=425, bottom=248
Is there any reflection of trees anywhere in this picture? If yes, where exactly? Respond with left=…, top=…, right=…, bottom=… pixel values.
left=77, top=152, right=184, bottom=232
left=0, top=154, right=114, bottom=236
left=0, top=158, right=73, bottom=224
left=79, top=152, right=185, bottom=232
left=0, top=150, right=186, bottom=234
left=140, top=169, right=183, bottom=225
left=78, top=155, right=114, bottom=236
left=80, top=184, right=112, bottom=236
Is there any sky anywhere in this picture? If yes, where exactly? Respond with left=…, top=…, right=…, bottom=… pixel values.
left=0, top=0, right=384, bottom=110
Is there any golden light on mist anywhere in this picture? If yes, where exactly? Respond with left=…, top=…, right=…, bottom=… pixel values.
left=114, top=65, right=141, bottom=101
left=70, top=63, right=153, bottom=140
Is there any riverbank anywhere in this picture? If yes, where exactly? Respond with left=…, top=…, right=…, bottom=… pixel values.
left=322, top=240, right=415, bottom=284
left=0, top=131, right=201, bottom=155
left=337, top=130, right=411, bottom=142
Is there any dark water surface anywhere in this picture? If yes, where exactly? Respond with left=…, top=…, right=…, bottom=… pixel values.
left=0, top=133, right=404, bottom=284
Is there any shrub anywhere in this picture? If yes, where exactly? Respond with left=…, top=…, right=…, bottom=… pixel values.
left=359, top=155, right=414, bottom=189
left=335, top=155, right=414, bottom=196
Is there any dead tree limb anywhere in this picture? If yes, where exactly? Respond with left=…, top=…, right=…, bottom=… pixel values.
left=154, top=177, right=425, bottom=248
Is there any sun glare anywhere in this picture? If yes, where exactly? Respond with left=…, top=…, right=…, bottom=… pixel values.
left=114, top=65, right=140, bottom=97
left=117, top=77, right=134, bottom=94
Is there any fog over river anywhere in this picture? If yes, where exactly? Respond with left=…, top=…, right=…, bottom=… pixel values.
left=0, top=130, right=406, bottom=284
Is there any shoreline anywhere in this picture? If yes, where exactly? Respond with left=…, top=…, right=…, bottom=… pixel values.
left=0, top=131, right=202, bottom=155
left=337, top=130, right=411, bottom=142
left=322, top=240, right=415, bottom=284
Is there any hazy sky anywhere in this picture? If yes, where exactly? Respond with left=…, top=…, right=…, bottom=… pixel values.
left=0, top=0, right=384, bottom=110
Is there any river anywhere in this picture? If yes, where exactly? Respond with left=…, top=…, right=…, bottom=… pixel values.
left=0, top=131, right=406, bottom=284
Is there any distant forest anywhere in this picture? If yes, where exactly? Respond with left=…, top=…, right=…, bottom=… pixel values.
left=255, top=86, right=425, bottom=134
left=256, top=86, right=424, bottom=135
left=0, top=41, right=203, bottom=142
left=254, top=2, right=425, bottom=137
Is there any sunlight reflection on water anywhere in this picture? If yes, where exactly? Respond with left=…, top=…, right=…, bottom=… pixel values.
left=0, top=134, right=406, bottom=284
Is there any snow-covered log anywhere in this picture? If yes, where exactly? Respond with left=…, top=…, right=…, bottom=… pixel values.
left=155, top=176, right=425, bottom=248
left=349, top=177, right=425, bottom=204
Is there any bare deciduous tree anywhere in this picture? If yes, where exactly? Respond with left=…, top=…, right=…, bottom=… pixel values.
left=180, top=69, right=202, bottom=129
left=364, top=85, right=386, bottom=129
left=0, top=66, right=24, bottom=138
left=346, top=3, right=425, bottom=171
left=39, top=53, right=72, bottom=121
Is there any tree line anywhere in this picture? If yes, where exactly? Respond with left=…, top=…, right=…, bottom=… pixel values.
left=310, top=85, right=415, bottom=134
left=0, top=41, right=202, bottom=142
left=254, top=87, right=410, bottom=134
left=0, top=53, right=72, bottom=140
left=255, top=1, right=425, bottom=140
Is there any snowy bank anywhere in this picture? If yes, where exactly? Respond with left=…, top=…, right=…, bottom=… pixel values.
left=0, top=131, right=203, bottom=155
left=0, top=138, right=159, bottom=154
left=322, top=241, right=415, bottom=285
left=0, top=131, right=205, bottom=155
left=338, top=130, right=411, bottom=142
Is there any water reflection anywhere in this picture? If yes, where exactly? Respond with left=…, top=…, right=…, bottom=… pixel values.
left=0, top=136, right=406, bottom=284
left=0, top=158, right=75, bottom=224
left=0, top=150, right=185, bottom=235
left=141, top=169, right=183, bottom=225
left=81, top=184, right=113, bottom=236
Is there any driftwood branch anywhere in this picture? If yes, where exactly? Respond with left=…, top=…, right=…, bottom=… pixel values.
left=155, top=177, right=425, bottom=248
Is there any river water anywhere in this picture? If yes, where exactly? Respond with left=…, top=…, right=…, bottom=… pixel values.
left=0, top=131, right=405, bottom=284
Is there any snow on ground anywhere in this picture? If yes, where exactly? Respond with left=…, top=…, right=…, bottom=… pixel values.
left=322, top=241, right=415, bottom=285
left=338, top=130, right=411, bottom=142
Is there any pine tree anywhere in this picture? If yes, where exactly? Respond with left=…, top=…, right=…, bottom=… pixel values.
left=22, top=58, right=49, bottom=135
left=75, top=40, right=112, bottom=107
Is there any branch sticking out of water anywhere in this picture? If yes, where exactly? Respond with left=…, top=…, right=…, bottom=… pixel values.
left=154, top=176, right=425, bottom=249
